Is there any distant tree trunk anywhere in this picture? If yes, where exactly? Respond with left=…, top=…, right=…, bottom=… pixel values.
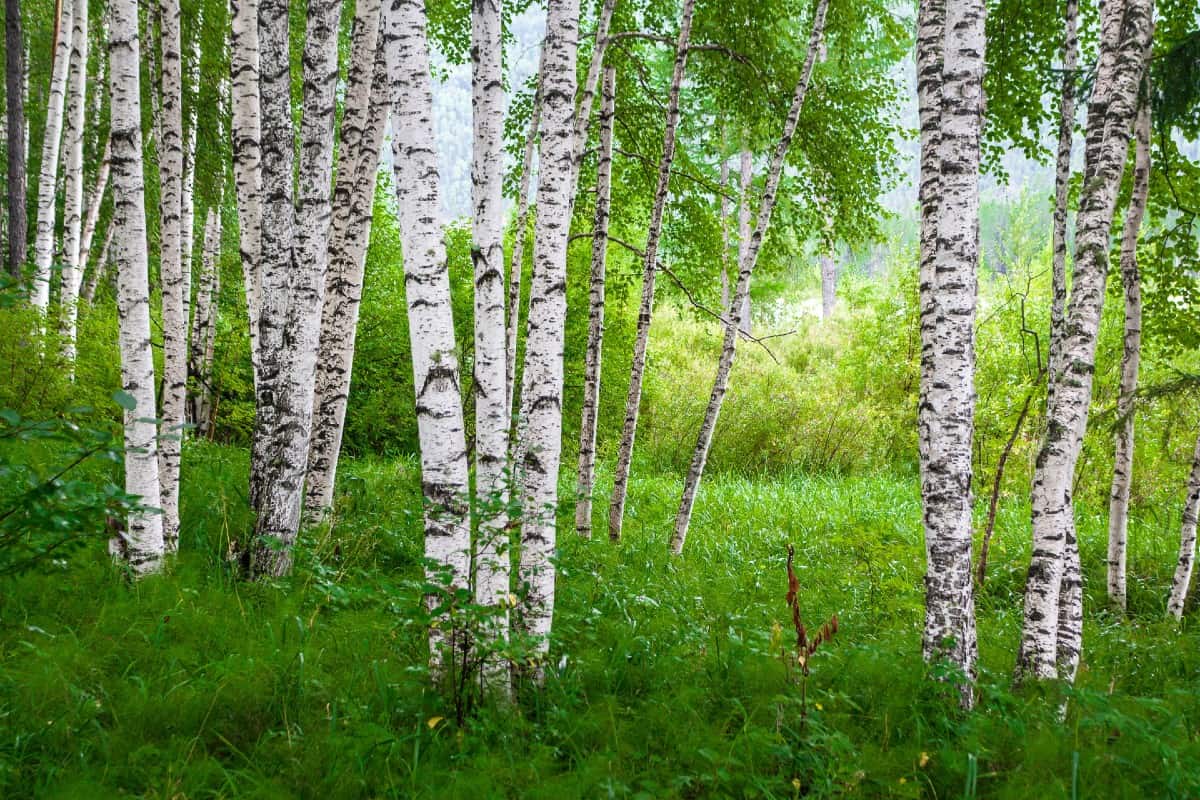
left=109, top=0, right=164, bottom=574
left=511, top=0, right=579, bottom=673
left=305, top=0, right=386, bottom=521
left=1016, top=0, right=1154, bottom=683
left=1167, top=432, right=1200, bottom=619
left=735, top=147, right=752, bottom=335
left=82, top=219, right=113, bottom=303
left=605, top=0, right=695, bottom=543
left=248, top=0, right=342, bottom=576
left=470, top=0, right=512, bottom=651
left=1106, top=88, right=1150, bottom=612
left=669, top=0, right=829, bottom=556
left=229, top=0, right=263, bottom=390
left=917, top=0, right=984, bottom=704
left=58, top=0, right=88, bottom=371
left=31, top=0, right=73, bottom=311
left=818, top=201, right=836, bottom=320
left=385, top=0, right=471, bottom=668
left=189, top=207, right=220, bottom=437
left=180, top=9, right=202, bottom=329
left=505, top=57, right=541, bottom=426
left=575, top=66, right=615, bottom=539
left=77, top=134, right=111, bottom=291
left=718, top=157, right=731, bottom=312
left=5, top=0, right=25, bottom=280
left=157, top=0, right=186, bottom=553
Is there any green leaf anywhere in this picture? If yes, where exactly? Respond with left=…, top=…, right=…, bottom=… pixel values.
left=112, top=391, right=137, bottom=412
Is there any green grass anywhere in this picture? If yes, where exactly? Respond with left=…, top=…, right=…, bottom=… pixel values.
left=2, top=441, right=1200, bottom=798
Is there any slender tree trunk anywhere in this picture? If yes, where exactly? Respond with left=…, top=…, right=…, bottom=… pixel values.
left=109, top=0, right=164, bottom=574
left=735, top=155, right=751, bottom=335
left=189, top=207, right=220, bottom=437
left=229, top=0, right=263, bottom=390
left=670, top=0, right=829, bottom=555
left=505, top=60, right=541, bottom=425
left=605, top=0, right=695, bottom=542
left=180, top=9, right=202, bottom=330
left=157, top=0, right=186, bottom=552
left=718, top=157, right=730, bottom=312
left=511, top=0, right=579, bottom=673
left=4, top=0, right=25, bottom=280
left=384, top=0, right=471, bottom=668
left=1016, top=0, right=1154, bottom=682
left=916, top=0, right=984, bottom=703
left=31, top=0, right=73, bottom=311
left=1106, top=88, right=1150, bottom=612
left=305, top=0, right=386, bottom=521
left=575, top=66, right=615, bottom=539
left=1048, top=0, right=1078, bottom=412
left=249, top=0, right=342, bottom=576
left=568, top=0, right=616, bottom=189
left=819, top=201, right=836, bottom=320
left=77, top=134, right=111, bottom=292
left=58, top=0, right=88, bottom=372
left=1167, top=432, right=1200, bottom=619
left=470, top=0, right=512, bottom=650
left=82, top=220, right=113, bottom=303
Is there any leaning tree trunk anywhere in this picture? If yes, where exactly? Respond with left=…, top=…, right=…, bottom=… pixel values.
left=735, top=151, right=752, bottom=335
left=82, top=220, right=114, bottom=303
left=109, top=0, right=165, bottom=574
left=58, top=0, right=88, bottom=372
left=718, top=157, right=731, bottom=311
left=575, top=66, right=616, bottom=539
left=385, top=0, right=472, bottom=669
left=229, top=0, right=263, bottom=390
left=77, top=134, right=111, bottom=291
left=1016, top=0, right=1154, bottom=683
left=189, top=207, right=221, bottom=437
left=248, top=0, right=342, bottom=576
left=670, top=0, right=829, bottom=555
left=605, top=0, right=695, bottom=542
left=504, top=62, right=541, bottom=425
left=1106, top=88, right=1151, bottom=612
left=158, top=0, right=186, bottom=553
left=304, top=0, right=386, bottom=521
left=5, top=0, right=25, bottom=280
left=511, top=0, right=580, bottom=675
left=470, top=0, right=512, bottom=647
left=1048, top=0, right=1078, bottom=412
left=567, top=0, right=616, bottom=191
left=1167, top=432, right=1200, bottom=619
left=917, top=0, right=984, bottom=704
left=31, top=0, right=73, bottom=311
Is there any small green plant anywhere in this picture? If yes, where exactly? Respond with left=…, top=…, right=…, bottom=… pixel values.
left=783, top=543, right=839, bottom=728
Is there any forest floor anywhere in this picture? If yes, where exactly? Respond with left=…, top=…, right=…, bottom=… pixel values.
left=2, top=442, right=1199, bottom=798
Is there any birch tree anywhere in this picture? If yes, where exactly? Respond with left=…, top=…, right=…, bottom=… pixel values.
left=31, top=0, right=73, bottom=311
left=670, top=0, right=830, bottom=555
left=575, top=66, right=616, bottom=539
left=606, top=0, right=695, bottom=542
left=77, top=135, right=111, bottom=290
left=180, top=10, right=203, bottom=328
left=1016, top=0, right=1154, bottom=682
left=305, top=0, right=387, bottom=521
left=189, top=207, right=221, bottom=438
left=470, top=0, right=511, bottom=635
left=58, top=0, right=88, bottom=370
left=735, top=152, right=752, bottom=335
left=512, top=0, right=580, bottom=669
left=4, top=0, right=24, bottom=280
left=229, top=0, right=263, bottom=389
left=109, top=0, right=165, bottom=574
left=1106, top=88, right=1151, bottom=612
left=917, top=0, right=984, bottom=699
left=717, top=157, right=731, bottom=311
left=505, top=65, right=541, bottom=423
left=384, top=0, right=471, bottom=665
left=1048, top=0, right=1078, bottom=410
left=1168, top=432, right=1200, bottom=619
left=158, top=0, right=187, bottom=552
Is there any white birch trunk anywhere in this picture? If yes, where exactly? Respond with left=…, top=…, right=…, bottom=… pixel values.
left=384, top=0, right=471, bottom=667
left=109, top=0, right=164, bottom=574
left=1016, top=0, right=1154, bottom=681
left=735, top=148, right=752, bottom=335
left=511, top=0, right=580, bottom=670
left=305, top=0, right=387, bottom=521
left=82, top=220, right=114, bottom=304
left=605, top=0, right=695, bottom=542
left=180, top=10, right=202, bottom=331
left=157, top=0, right=186, bottom=552
left=918, top=0, right=984, bottom=700
left=568, top=0, right=616, bottom=187
left=77, top=134, right=111, bottom=292
left=669, top=0, right=829, bottom=555
left=229, top=0, right=263, bottom=390
left=58, top=0, right=88, bottom=370
left=575, top=66, right=615, bottom=539
left=249, top=0, right=342, bottom=575
left=1106, top=90, right=1150, bottom=612
left=718, top=157, right=731, bottom=312
left=1048, top=0, right=1078, bottom=414
left=189, top=207, right=221, bottom=437
left=505, top=61, right=541, bottom=424
left=470, top=0, right=512, bottom=639
left=31, top=0, right=73, bottom=311
left=1167, top=432, right=1200, bottom=619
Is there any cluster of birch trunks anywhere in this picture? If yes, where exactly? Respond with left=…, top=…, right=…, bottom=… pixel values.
left=4, top=0, right=1199, bottom=697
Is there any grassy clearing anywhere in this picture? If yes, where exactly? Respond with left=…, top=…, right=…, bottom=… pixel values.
left=2, top=442, right=1199, bottom=798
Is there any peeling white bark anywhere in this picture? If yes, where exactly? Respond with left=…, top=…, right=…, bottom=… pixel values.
left=31, top=0, right=73, bottom=311
left=1167, top=432, right=1200, bottom=619
left=180, top=9, right=203, bottom=331
left=58, top=0, right=88, bottom=371
left=606, top=0, right=695, bottom=542
left=229, top=0, right=263, bottom=390
left=670, top=0, right=829, bottom=556
left=189, top=207, right=221, bottom=438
